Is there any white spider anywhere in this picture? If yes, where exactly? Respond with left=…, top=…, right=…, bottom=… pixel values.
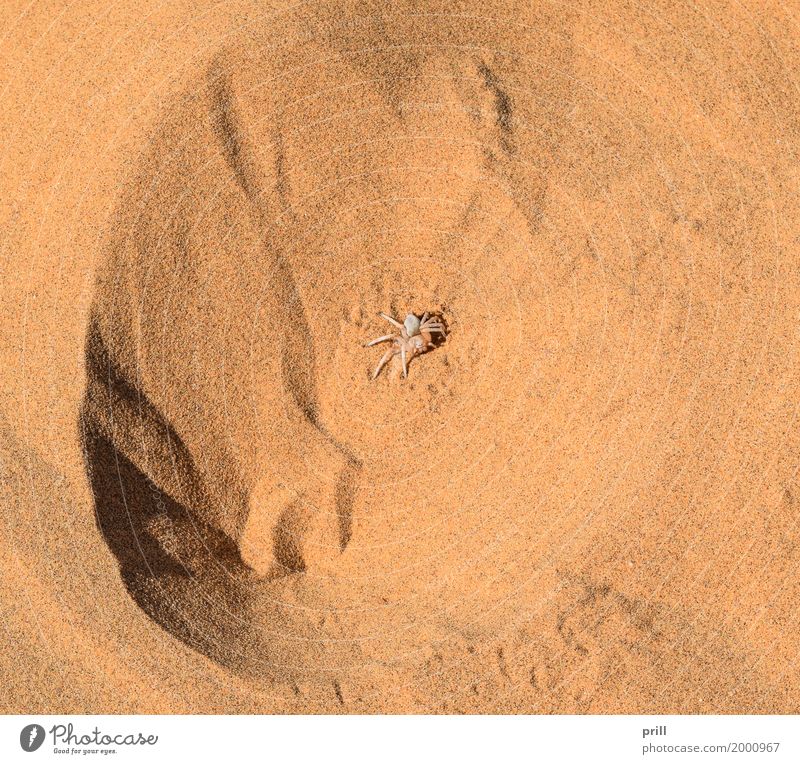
left=365, top=312, right=446, bottom=379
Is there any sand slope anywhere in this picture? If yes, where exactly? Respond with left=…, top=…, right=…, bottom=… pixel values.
left=2, top=0, right=800, bottom=712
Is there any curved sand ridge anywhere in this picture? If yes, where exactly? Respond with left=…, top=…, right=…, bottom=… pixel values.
left=3, top=0, right=800, bottom=712
left=82, top=5, right=578, bottom=681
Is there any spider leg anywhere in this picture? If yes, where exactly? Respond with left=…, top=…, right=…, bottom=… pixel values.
left=400, top=344, right=409, bottom=377
left=379, top=312, right=404, bottom=330
left=422, top=319, right=446, bottom=335
left=421, top=312, right=429, bottom=324
left=372, top=348, right=396, bottom=379
left=365, top=334, right=395, bottom=347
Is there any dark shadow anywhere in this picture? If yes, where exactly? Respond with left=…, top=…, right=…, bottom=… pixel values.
left=79, top=316, right=261, bottom=671
left=426, top=313, right=449, bottom=351
left=79, top=317, right=364, bottom=677
left=80, top=413, right=259, bottom=662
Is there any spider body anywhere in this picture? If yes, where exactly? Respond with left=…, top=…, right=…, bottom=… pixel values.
left=365, top=312, right=446, bottom=379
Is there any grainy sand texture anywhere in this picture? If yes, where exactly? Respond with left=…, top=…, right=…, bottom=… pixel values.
left=2, top=1, right=800, bottom=713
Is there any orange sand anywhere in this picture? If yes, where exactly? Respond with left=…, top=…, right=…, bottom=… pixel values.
left=2, top=1, right=800, bottom=713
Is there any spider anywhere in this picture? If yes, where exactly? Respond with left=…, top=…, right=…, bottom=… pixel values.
left=365, top=312, right=446, bottom=379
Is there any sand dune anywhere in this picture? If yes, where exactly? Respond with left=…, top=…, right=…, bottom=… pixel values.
left=2, top=0, right=800, bottom=712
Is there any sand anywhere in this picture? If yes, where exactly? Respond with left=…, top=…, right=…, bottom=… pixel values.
left=2, top=0, right=800, bottom=713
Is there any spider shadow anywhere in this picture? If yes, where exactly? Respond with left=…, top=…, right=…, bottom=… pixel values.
left=424, top=312, right=449, bottom=351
